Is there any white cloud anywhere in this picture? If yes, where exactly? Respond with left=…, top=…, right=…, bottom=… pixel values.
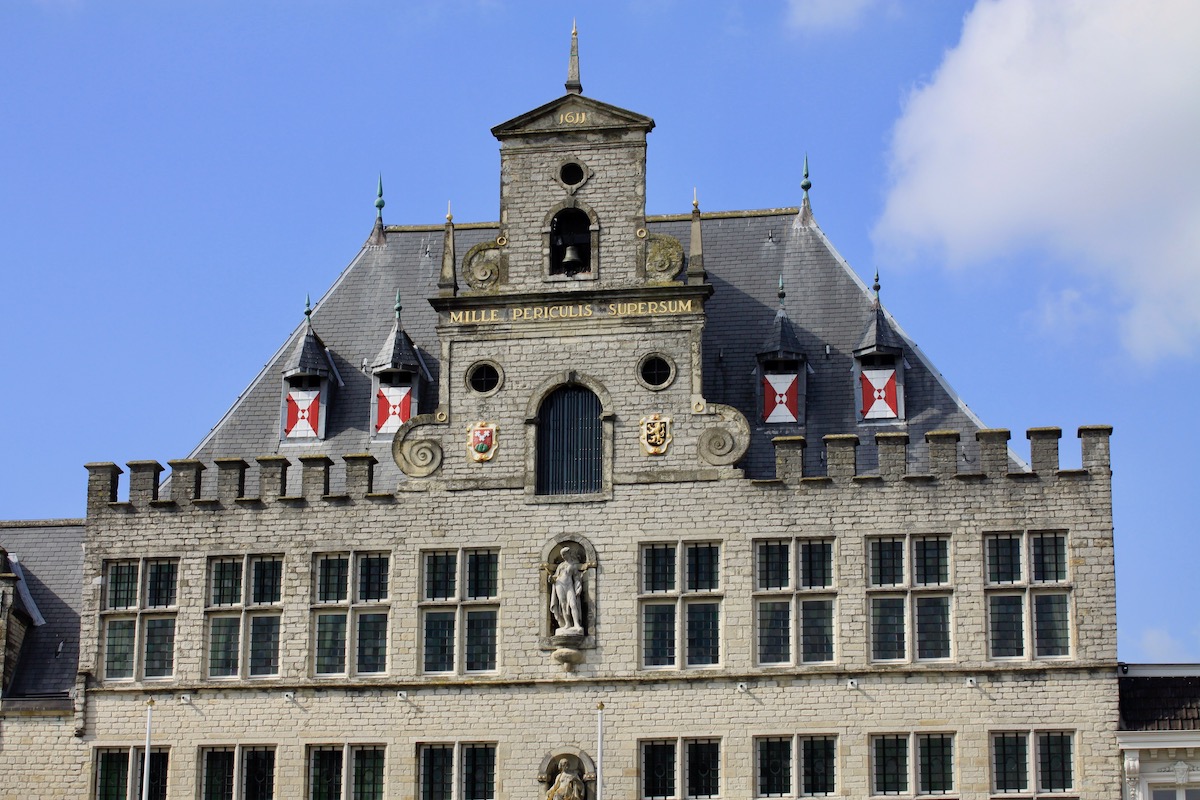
left=874, top=0, right=1200, bottom=361
left=786, top=0, right=878, bottom=32
left=1137, top=627, right=1194, bottom=662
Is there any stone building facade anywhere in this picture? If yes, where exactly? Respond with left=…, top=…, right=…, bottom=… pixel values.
left=1, top=32, right=1123, bottom=800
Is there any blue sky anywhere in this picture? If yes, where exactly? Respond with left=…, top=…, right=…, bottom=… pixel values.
left=2, top=0, right=1198, bottom=661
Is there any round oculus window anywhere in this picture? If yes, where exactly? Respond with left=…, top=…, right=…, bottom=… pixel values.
left=559, top=162, right=585, bottom=187
left=638, top=354, right=675, bottom=390
left=467, top=362, right=502, bottom=395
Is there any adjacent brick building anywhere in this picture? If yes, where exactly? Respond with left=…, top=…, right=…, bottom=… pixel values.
left=0, top=31, right=1144, bottom=800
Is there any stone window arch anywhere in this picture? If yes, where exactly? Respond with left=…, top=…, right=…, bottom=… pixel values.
left=542, top=200, right=599, bottom=280
left=525, top=371, right=614, bottom=501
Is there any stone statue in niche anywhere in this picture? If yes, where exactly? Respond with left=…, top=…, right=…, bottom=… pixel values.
left=545, top=756, right=586, bottom=800
left=548, top=545, right=590, bottom=636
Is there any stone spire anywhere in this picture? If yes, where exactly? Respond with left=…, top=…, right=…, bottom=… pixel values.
left=438, top=201, right=458, bottom=297
left=686, top=188, right=706, bottom=285
left=565, top=21, right=582, bottom=95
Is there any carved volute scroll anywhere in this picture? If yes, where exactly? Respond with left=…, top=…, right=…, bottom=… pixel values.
left=644, top=233, right=684, bottom=282
left=696, top=403, right=751, bottom=466
left=391, top=414, right=444, bottom=478
left=463, top=240, right=507, bottom=291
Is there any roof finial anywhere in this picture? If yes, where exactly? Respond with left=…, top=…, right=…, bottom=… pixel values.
left=778, top=274, right=786, bottom=306
left=693, top=186, right=699, bottom=210
left=375, top=175, right=385, bottom=219
left=687, top=188, right=706, bottom=286
left=872, top=269, right=881, bottom=306
left=801, top=154, right=812, bottom=197
left=565, top=21, right=582, bottom=95
left=304, top=294, right=313, bottom=329
left=446, top=200, right=453, bottom=223
left=394, top=288, right=403, bottom=323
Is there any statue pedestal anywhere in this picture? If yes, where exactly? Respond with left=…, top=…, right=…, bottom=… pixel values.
left=551, top=633, right=585, bottom=671
left=551, top=632, right=585, bottom=648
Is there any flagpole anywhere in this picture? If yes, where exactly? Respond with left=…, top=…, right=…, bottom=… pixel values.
left=142, top=698, right=154, bottom=800
left=596, top=702, right=604, bottom=800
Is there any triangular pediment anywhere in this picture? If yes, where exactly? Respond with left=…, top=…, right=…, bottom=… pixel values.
left=491, top=94, right=654, bottom=139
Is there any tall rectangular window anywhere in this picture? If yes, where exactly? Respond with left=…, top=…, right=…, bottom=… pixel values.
left=420, top=549, right=500, bottom=674
left=101, top=559, right=178, bottom=681
left=201, top=746, right=276, bottom=800
left=94, top=748, right=168, bottom=800
left=872, top=733, right=953, bottom=797
left=991, top=731, right=1073, bottom=795
left=312, top=552, right=390, bottom=676
left=640, top=543, right=722, bottom=669
left=867, top=536, right=951, bottom=662
left=641, top=738, right=720, bottom=800
left=308, top=745, right=385, bottom=800
left=418, top=743, right=495, bottom=800
left=756, top=735, right=836, bottom=797
left=986, top=531, right=1072, bottom=660
left=205, top=555, right=284, bottom=679
left=754, top=539, right=837, bottom=667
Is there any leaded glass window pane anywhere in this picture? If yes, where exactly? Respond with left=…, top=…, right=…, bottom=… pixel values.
left=1033, top=533, right=1067, bottom=582
left=686, top=544, right=719, bottom=591
left=992, top=733, right=1027, bottom=793
left=203, top=749, right=235, bottom=800
left=352, top=748, right=384, bottom=800
left=424, top=611, right=455, bottom=672
left=800, top=600, right=835, bottom=663
left=686, top=740, right=720, bottom=799
left=425, top=552, right=457, bottom=600
left=105, top=619, right=135, bottom=679
left=802, top=736, right=836, bottom=796
left=420, top=745, right=454, bottom=800
left=211, top=558, right=242, bottom=606
left=356, top=612, right=388, bottom=674
left=315, top=613, right=347, bottom=674
left=465, top=609, right=497, bottom=671
left=462, top=744, right=496, bottom=800
left=757, top=541, right=790, bottom=590
left=249, top=615, right=280, bottom=676
left=800, top=540, right=833, bottom=589
left=916, top=596, right=951, bottom=659
left=987, top=535, right=1022, bottom=584
left=97, top=750, right=129, bottom=800
left=918, top=734, right=954, bottom=794
left=107, top=562, right=139, bottom=609
left=643, top=605, right=675, bottom=667
left=758, top=600, right=790, bottom=664
left=642, top=741, right=676, bottom=800
left=1034, top=593, right=1070, bottom=657
left=686, top=602, right=719, bottom=666
left=872, top=597, right=905, bottom=660
left=1037, top=733, right=1073, bottom=792
left=871, top=539, right=905, bottom=586
left=643, top=545, right=675, bottom=593
left=357, top=554, right=389, bottom=602
left=317, top=556, right=349, bottom=603
left=466, top=551, right=498, bottom=599
left=243, top=748, right=275, bottom=800
left=145, top=560, right=177, bottom=607
left=143, top=617, right=175, bottom=677
left=758, top=738, right=792, bottom=797
left=310, top=748, right=343, bottom=800
left=989, top=595, right=1024, bottom=658
left=252, top=558, right=283, bottom=604
left=873, top=736, right=908, bottom=795
left=208, top=616, right=240, bottom=677
left=914, top=538, right=948, bottom=586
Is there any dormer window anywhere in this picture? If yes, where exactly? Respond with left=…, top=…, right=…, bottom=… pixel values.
left=283, top=374, right=327, bottom=440
left=374, top=370, right=414, bottom=436
left=550, top=208, right=591, bottom=275
left=857, top=354, right=902, bottom=420
left=761, top=357, right=804, bottom=424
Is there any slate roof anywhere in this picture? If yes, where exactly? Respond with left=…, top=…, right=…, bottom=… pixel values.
left=0, top=521, right=83, bottom=698
left=186, top=204, right=990, bottom=489
left=1120, top=677, right=1200, bottom=731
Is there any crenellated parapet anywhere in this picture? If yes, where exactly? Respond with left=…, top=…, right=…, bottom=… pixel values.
left=84, top=425, right=1112, bottom=518
left=770, top=425, right=1112, bottom=484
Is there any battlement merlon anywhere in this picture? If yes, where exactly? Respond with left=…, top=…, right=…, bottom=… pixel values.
left=82, top=426, right=1112, bottom=517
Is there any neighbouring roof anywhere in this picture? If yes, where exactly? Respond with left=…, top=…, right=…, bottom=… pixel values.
left=0, top=520, right=84, bottom=698
left=1121, top=676, right=1200, bottom=731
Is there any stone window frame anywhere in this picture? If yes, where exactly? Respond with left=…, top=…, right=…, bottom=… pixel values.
left=417, top=741, right=497, bottom=800
left=200, top=745, right=277, bottom=800
left=990, top=730, right=1075, bottom=795
left=205, top=554, right=285, bottom=680
left=984, top=530, right=1073, bottom=661
left=418, top=548, right=501, bottom=675
left=100, top=557, right=179, bottom=682
left=865, top=534, right=954, bottom=664
left=310, top=552, right=392, bottom=678
left=92, top=746, right=169, bottom=800
left=638, top=540, right=723, bottom=670
left=541, top=198, right=600, bottom=282
left=870, top=732, right=956, bottom=797
left=640, top=737, right=722, bottom=800
left=306, top=743, right=386, bottom=800
left=752, top=537, right=838, bottom=667
left=636, top=351, right=677, bottom=391
left=754, top=734, right=838, bottom=797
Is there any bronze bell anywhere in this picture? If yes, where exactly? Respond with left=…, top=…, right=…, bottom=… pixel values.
left=561, top=245, right=583, bottom=267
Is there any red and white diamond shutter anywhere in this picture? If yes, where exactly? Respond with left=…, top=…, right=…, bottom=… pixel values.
left=284, top=389, right=321, bottom=438
left=762, top=373, right=799, bottom=423
left=375, top=386, right=412, bottom=434
left=860, top=368, right=899, bottom=419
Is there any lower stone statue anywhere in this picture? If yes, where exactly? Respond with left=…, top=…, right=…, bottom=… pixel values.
left=549, top=545, right=588, bottom=636
left=546, top=757, right=585, bottom=800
